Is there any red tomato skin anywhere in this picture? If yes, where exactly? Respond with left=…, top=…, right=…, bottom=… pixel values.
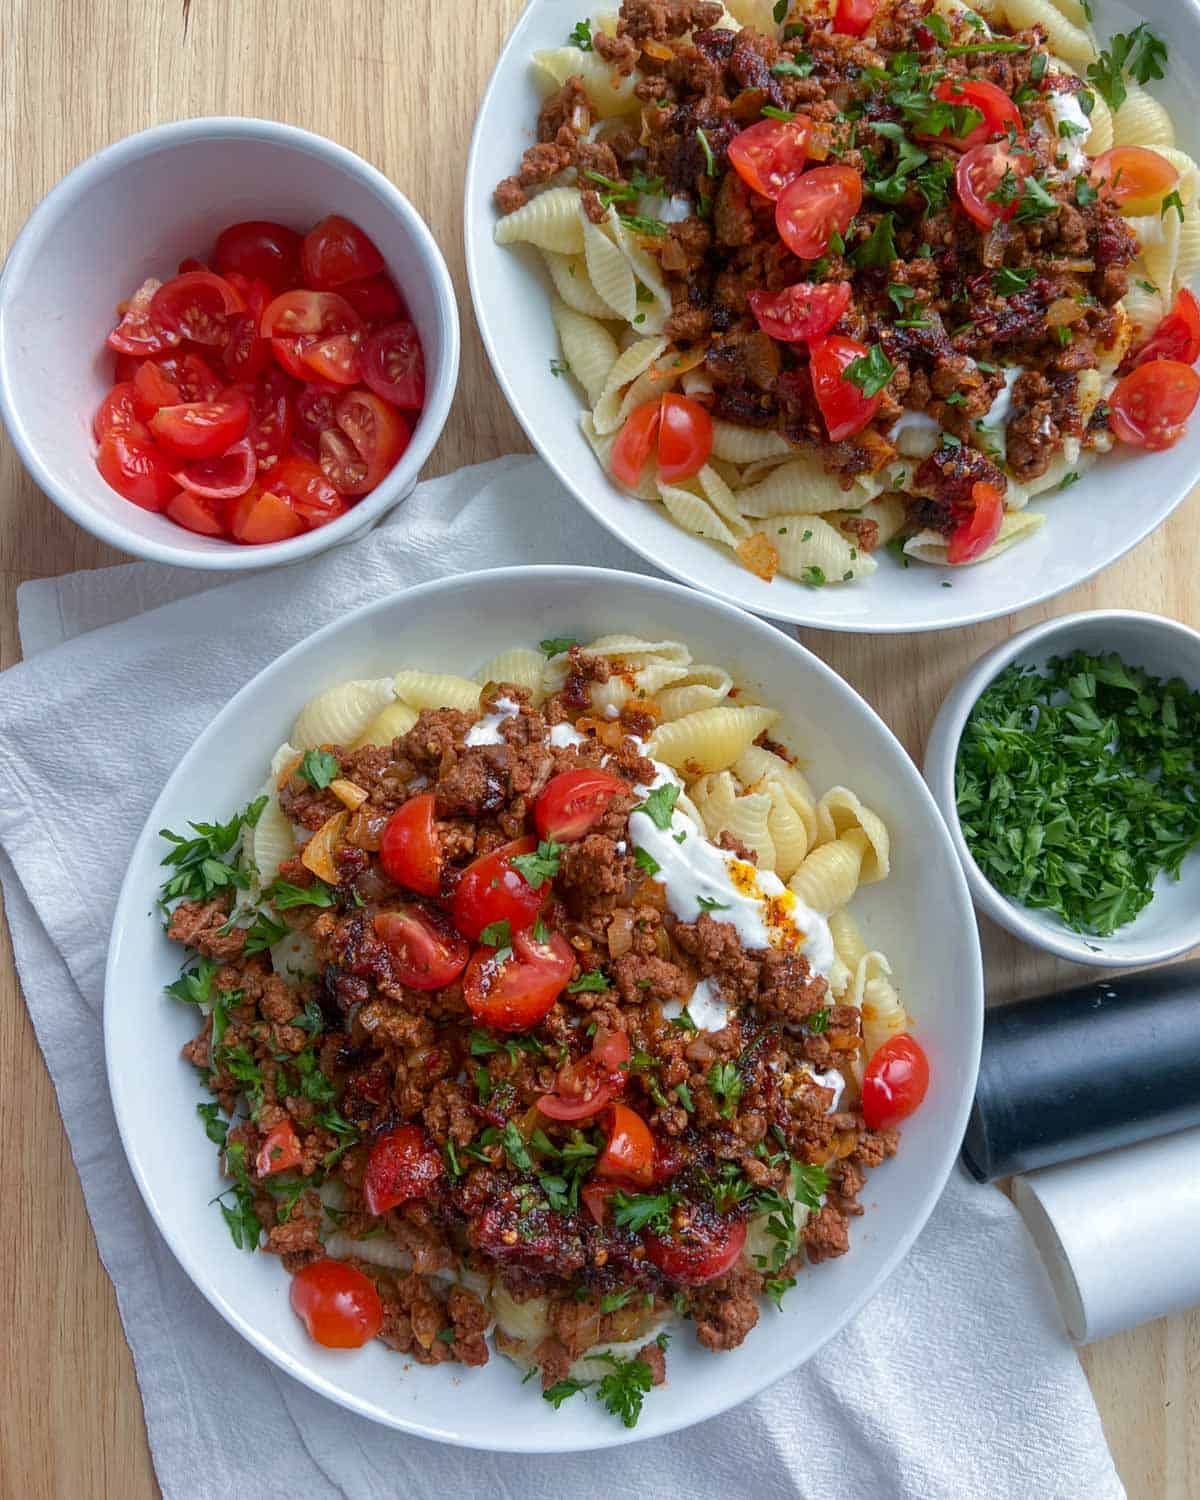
left=833, top=0, right=878, bottom=35
left=290, top=1259, right=383, bottom=1349
left=93, top=383, right=146, bottom=442
left=748, top=281, right=852, bottom=343
left=611, top=399, right=662, bottom=489
left=255, top=1120, right=302, bottom=1177
left=166, top=488, right=226, bottom=536
left=360, top=322, right=425, bottom=410
left=108, top=278, right=177, bottom=357
left=727, top=117, right=812, bottom=200
left=374, top=904, right=470, bottom=990
left=149, top=391, right=251, bottom=460
left=147, top=351, right=224, bottom=405
left=657, top=393, right=713, bottom=484
left=300, top=333, right=363, bottom=386
left=268, top=453, right=347, bottom=526
left=808, top=334, right=881, bottom=442
left=228, top=485, right=305, bottom=544
left=171, top=435, right=257, bottom=501
left=1110, top=359, right=1200, bottom=450
left=775, top=165, right=863, bottom=260
left=261, top=289, right=362, bottom=339
left=947, top=480, right=1004, bottom=565
left=462, top=928, right=574, bottom=1032
left=132, top=359, right=183, bottom=418
left=451, top=837, right=544, bottom=941
left=362, top=1124, right=444, bottom=1215
left=302, top=215, right=386, bottom=288
left=596, top=1103, right=655, bottom=1188
left=340, top=274, right=407, bottom=326
left=213, top=220, right=303, bottom=291
left=861, top=1033, right=931, bottom=1130
left=537, top=1028, right=631, bottom=1121
left=379, top=793, right=441, bottom=896
left=1090, top=146, right=1180, bottom=212
left=246, top=368, right=296, bottom=473
left=96, top=434, right=177, bottom=511
left=1134, top=288, right=1200, bottom=368
left=150, top=271, right=244, bottom=346
left=322, top=389, right=410, bottom=496
left=645, top=1215, right=747, bottom=1286
left=925, top=78, right=1021, bottom=152
left=535, top=768, right=628, bottom=843
left=955, top=144, right=1032, bottom=229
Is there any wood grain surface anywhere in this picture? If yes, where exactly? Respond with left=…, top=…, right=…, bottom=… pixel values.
left=0, top=1, right=1196, bottom=1496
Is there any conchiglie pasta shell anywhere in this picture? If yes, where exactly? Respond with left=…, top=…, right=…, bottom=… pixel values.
left=775, top=515, right=877, bottom=583
left=583, top=212, right=638, bottom=321
left=788, top=830, right=869, bottom=916
left=690, top=772, right=777, bottom=869
left=592, top=337, right=669, bottom=433
left=856, top=954, right=910, bottom=1057
left=815, top=787, right=890, bottom=884
left=734, top=746, right=817, bottom=840
left=490, top=1285, right=552, bottom=1343
left=392, top=670, right=482, bottom=714
left=617, top=362, right=679, bottom=427
left=494, top=186, right=586, bottom=253
left=1085, top=90, right=1114, bottom=155
left=532, top=48, right=639, bottom=117
left=552, top=298, right=620, bottom=406
left=292, top=678, right=396, bottom=750
left=737, top=459, right=860, bottom=517
left=248, top=794, right=296, bottom=885
left=1001, top=0, right=1095, bottom=65
left=587, top=661, right=689, bottom=716
left=610, top=217, right=672, bottom=331
left=1111, top=84, right=1175, bottom=150
left=764, top=781, right=811, bottom=880
left=722, top=0, right=780, bottom=27
left=710, top=419, right=792, bottom=463
left=655, top=664, right=733, bottom=723
left=658, top=481, right=740, bottom=548
left=1120, top=274, right=1166, bottom=346
left=823, top=493, right=908, bottom=551
left=1177, top=210, right=1200, bottom=290
left=695, top=464, right=752, bottom=538
left=648, top=704, right=779, bottom=774
left=904, top=508, right=1048, bottom=564
left=829, top=908, right=868, bottom=971
left=354, top=699, right=419, bottom=749
left=581, top=634, right=692, bottom=667
left=474, top=648, right=546, bottom=701
left=542, top=250, right=616, bottom=318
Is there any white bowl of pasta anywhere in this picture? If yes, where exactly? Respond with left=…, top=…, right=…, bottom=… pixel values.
left=466, top=0, right=1200, bottom=631
left=105, top=565, right=982, bottom=1449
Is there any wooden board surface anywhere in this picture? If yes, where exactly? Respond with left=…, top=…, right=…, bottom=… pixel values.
left=0, top=1, right=1196, bottom=1495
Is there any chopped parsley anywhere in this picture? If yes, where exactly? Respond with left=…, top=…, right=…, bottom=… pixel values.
left=215, top=1141, right=261, bottom=1251
left=479, top=918, right=513, bottom=955
left=772, top=54, right=813, bottom=78
left=760, top=104, right=796, bottom=122
left=618, top=213, right=668, bottom=238
left=1075, top=175, right=1100, bottom=207
left=807, top=1007, right=830, bottom=1033
left=708, top=1060, right=744, bottom=1118
left=596, top=1352, right=654, bottom=1428
left=1162, top=190, right=1186, bottom=224
left=600, top=1289, right=633, bottom=1313
left=611, top=1189, right=678, bottom=1234
left=166, top=956, right=217, bottom=1006
left=634, top=782, right=680, bottom=829
left=567, top=969, right=611, bottom=993
left=772, top=0, right=788, bottom=21
left=850, top=212, right=898, bottom=269
left=801, top=565, right=827, bottom=588
left=844, top=343, right=896, bottom=398
left=243, top=908, right=289, bottom=957
left=1058, top=470, right=1081, bottom=492
left=264, top=877, right=335, bottom=910
left=297, top=749, right=339, bottom=789
left=549, top=358, right=568, bottom=378
left=1087, top=24, right=1169, bottom=111
left=568, top=17, right=592, bottom=50
left=544, top=1378, right=591, bottom=1409
left=696, top=895, right=730, bottom=912
left=539, top=636, right=578, bottom=656
left=196, top=1100, right=228, bottom=1147
left=1013, top=175, right=1058, bottom=224
left=511, top=839, right=563, bottom=890
left=159, top=798, right=266, bottom=904
left=993, top=266, right=1036, bottom=295
left=633, top=846, right=661, bottom=877
left=501, top=1121, right=535, bottom=1174
left=670, top=1007, right=697, bottom=1033
left=695, top=127, right=716, bottom=177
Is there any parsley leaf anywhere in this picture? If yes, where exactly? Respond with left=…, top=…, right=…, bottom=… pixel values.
left=215, top=1141, right=261, bottom=1251
left=166, top=956, right=217, bottom=1006
left=265, top=877, right=335, bottom=910
left=540, top=636, right=578, bottom=657
left=619, top=213, right=668, bottom=238
left=1013, top=174, right=1058, bottom=224
left=1087, top=24, right=1169, bottom=111
left=708, top=1060, right=744, bottom=1118
left=600, top=1290, right=633, bottom=1313
left=696, top=895, right=730, bottom=912
left=159, top=797, right=266, bottom=904
left=851, top=212, right=898, bottom=269
left=297, top=749, right=339, bottom=789
left=844, top=343, right=896, bottom=398
left=611, top=1190, right=678, bottom=1234
left=634, top=846, right=661, bottom=876
left=1162, top=190, right=1185, bottom=224
left=807, top=1007, right=830, bottom=1033
left=634, top=783, right=680, bottom=830
left=511, top=839, right=563, bottom=890
left=544, top=1377, right=592, bottom=1409
left=596, top=1352, right=654, bottom=1428
left=993, top=266, right=1036, bottom=295
left=501, top=1121, right=535, bottom=1174
left=479, top=918, right=513, bottom=951
left=772, top=54, right=813, bottom=78
left=244, top=909, right=289, bottom=957
left=567, top=969, right=611, bottom=993
left=695, top=127, right=716, bottom=177
left=197, top=1100, right=228, bottom=1146
left=568, top=18, right=592, bottom=50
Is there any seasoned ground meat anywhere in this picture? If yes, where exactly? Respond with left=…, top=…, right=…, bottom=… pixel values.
left=166, top=897, right=246, bottom=961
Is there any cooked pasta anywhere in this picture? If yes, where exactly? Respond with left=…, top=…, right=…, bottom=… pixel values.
left=291, top=678, right=395, bottom=750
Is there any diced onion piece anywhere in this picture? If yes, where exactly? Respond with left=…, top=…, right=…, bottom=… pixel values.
left=301, top=810, right=349, bottom=884
left=330, top=778, right=369, bottom=811
left=608, top=908, right=635, bottom=957
left=1047, top=296, right=1085, bottom=326
left=643, top=38, right=673, bottom=60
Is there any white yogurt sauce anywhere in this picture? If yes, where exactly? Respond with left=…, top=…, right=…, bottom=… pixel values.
left=983, top=365, right=1024, bottom=433
left=638, top=193, right=693, bottom=224
left=1046, top=90, right=1091, bottom=176
left=548, top=721, right=587, bottom=748
left=802, top=1065, right=846, bottom=1114
left=887, top=410, right=942, bottom=458
left=465, top=696, right=520, bottom=746
left=662, top=977, right=730, bottom=1033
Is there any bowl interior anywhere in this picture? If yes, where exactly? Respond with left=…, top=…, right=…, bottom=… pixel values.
left=955, top=614, right=1200, bottom=965
left=465, top=0, right=1200, bottom=631
left=0, top=122, right=454, bottom=561
left=105, top=567, right=983, bottom=1450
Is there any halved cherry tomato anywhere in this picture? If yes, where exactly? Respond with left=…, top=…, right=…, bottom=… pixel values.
left=451, top=836, right=544, bottom=941
left=374, top=903, right=470, bottom=989
left=360, top=322, right=425, bottom=409
left=171, top=436, right=256, bottom=500
left=290, top=1259, right=383, bottom=1349
left=149, top=389, right=250, bottom=460
left=727, top=116, right=812, bottom=201
left=320, top=389, right=410, bottom=495
left=143, top=351, right=224, bottom=404
left=610, top=399, right=661, bottom=489
left=268, top=453, right=347, bottom=526
left=658, top=393, right=713, bottom=483
left=535, top=768, right=627, bottom=843
left=93, top=382, right=147, bottom=442
left=261, top=289, right=363, bottom=339
left=150, top=271, right=244, bottom=346
left=1090, top=146, right=1180, bottom=216
left=228, top=484, right=305, bottom=543
left=362, top=1124, right=444, bottom=1215
left=955, top=143, right=1034, bottom=229
left=177, top=256, right=210, bottom=275
left=132, top=359, right=183, bottom=418
left=776, top=164, right=863, bottom=260
left=921, top=78, right=1020, bottom=152
left=96, top=433, right=178, bottom=511
left=302, top=214, right=386, bottom=288
left=108, top=278, right=177, bottom=356
left=246, top=368, right=296, bottom=473
left=582, top=1180, right=613, bottom=1226
left=379, top=793, right=441, bottom=897
left=596, top=1102, right=655, bottom=1188
left=861, top=1033, right=930, bottom=1130
left=166, top=488, right=226, bottom=536
left=271, top=337, right=319, bottom=380
left=748, top=280, right=851, bottom=343
left=1109, top=359, right=1200, bottom=451
left=112, top=352, right=143, bottom=383
left=301, top=333, right=362, bottom=385
left=538, top=1028, right=631, bottom=1122
left=462, top=927, right=574, bottom=1032
left=833, top=0, right=878, bottom=35
left=808, top=333, right=882, bottom=442
left=947, top=480, right=1004, bottom=565
left=645, top=1211, right=747, bottom=1285
left=224, top=311, right=272, bottom=380
left=1134, top=288, right=1200, bottom=369
left=293, top=381, right=343, bottom=459
left=214, top=220, right=303, bottom=291
left=255, top=1119, right=301, bottom=1177
left=340, top=273, right=407, bottom=326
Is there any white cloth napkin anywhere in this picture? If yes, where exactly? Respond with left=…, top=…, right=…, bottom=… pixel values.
left=0, top=456, right=1123, bottom=1500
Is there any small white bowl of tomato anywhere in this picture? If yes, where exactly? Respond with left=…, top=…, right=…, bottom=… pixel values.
left=0, top=117, right=459, bottom=567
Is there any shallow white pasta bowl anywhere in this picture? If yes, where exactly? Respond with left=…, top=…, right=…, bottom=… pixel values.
left=0, top=117, right=459, bottom=569
left=923, top=609, right=1200, bottom=968
left=465, top=0, right=1200, bottom=632
left=105, top=565, right=983, bottom=1450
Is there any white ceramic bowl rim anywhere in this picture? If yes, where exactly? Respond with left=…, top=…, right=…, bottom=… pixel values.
left=104, top=564, right=984, bottom=1450
left=0, top=115, right=460, bottom=569
left=925, top=608, right=1200, bottom=967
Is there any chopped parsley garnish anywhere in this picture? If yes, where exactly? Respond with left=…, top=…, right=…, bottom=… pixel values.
left=1087, top=24, right=1169, bottom=111
left=600, top=1289, right=633, bottom=1313
left=264, top=877, right=335, bottom=910
left=501, top=1121, right=535, bottom=1174
left=772, top=0, right=788, bottom=21
left=851, top=212, right=898, bottom=269
left=568, top=17, right=592, bottom=50
left=159, top=797, right=266, bottom=904
left=696, top=895, right=730, bottom=912
left=596, top=1352, right=654, bottom=1428
left=166, top=955, right=217, bottom=1006
left=675, top=1080, right=694, bottom=1113
left=1030, top=51, right=1048, bottom=82
left=479, top=917, right=513, bottom=953
left=1013, top=174, right=1058, bottom=224
left=544, top=1378, right=591, bottom=1409
left=511, top=839, right=563, bottom=890
left=317, top=1108, right=360, bottom=1169
left=243, top=908, right=289, bottom=956
left=946, top=39, right=1028, bottom=56
left=1075, top=175, right=1099, bottom=207
left=887, top=282, right=917, bottom=313
left=807, top=1007, right=830, bottom=1033
left=670, top=1007, right=697, bottom=1032
left=708, top=1060, right=744, bottom=1118
left=619, top=213, right=668, bottom=238
left=764, top=1276, right=797, bottom=1310
left=988, top=166, right=1020, bottom=208
left=540, top=635, right=578, bottom=656
left=567, top=969, right=611, bottom=993
left=549, top=358, right=568, bottom=378
left=1162, top=190, right=1186, bottom=224
left=844, top=343, right=896, bottom=398
left=1058, top=470, right=1081, bottom=492
left=923, top=12, right=952, bottom=45
left=993, top=266, right=1036, bottom=295
left=297, top=749, right=339, bottom=789
left=634, top=782, right=680, bottom=829
left=772, top=54, right=813, bottom=78
left=634, top=846, right=661, bottom=876
left=215, top=1141, right=262, bottom=1250
left=611, top=1189, right=678, bottom=1234
left=197, top=1100, right=228, bottom=1147
left=801, top=565, right=827, bottom=588
left=760, top=104, right=796, bottom=122
left=956, top=652, right=1200, bottom=935
left=695, top=127, right=716, bottom=177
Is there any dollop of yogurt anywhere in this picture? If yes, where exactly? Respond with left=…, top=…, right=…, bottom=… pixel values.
left=465, top=696, right=520, bottom=746
left=548, top=720, right=587, bottom=748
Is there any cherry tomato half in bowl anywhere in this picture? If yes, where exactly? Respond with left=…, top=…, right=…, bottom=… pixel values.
left=538, top=1028, right=631, bottom=1121
left=727, top=116, right=812, bottom=200
left=1133, top=288, right=1200, bottom=368
left=374, top=903, right=470, bottom=989
left=749, top=281, right=851, bottom=343
left=96, top=433, right=177, bottom=511
left=596, top=1102, right=655, bottom=1188
left=360, top=322, right=425, bottom=410
left=149, top=390, right=251, bottom=461
left=379, top=793, right=442, bottom=897
left=290, top=1259, right=383, bottom=1349
left=150, top=271, right=245, bottom=346
left=320, top=389, right=411, bottom=496
left=214, top=219, right=303, bottom=291
left=535, top=768, right=628, bottom=843
left=171, top=435, right=257, bottom=501
left=228, top=485, right=305, bottom=544
left=462, top=927, right=574, bottom=1032
left=302, top=214, right=386, bottom=289
left=362, top=1124, right=444, bottom=1216
left=776, top=165, right=862, bottom=260
left=1109, top=359, right=1200, bottom=451
left=452, top=836, right=544, bottom=941
left=808, top=333, right=882, bottom=443
left=645, top=1211, right=747, bottom=1286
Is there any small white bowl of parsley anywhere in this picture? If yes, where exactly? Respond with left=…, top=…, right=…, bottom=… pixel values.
left=924, top=611, right=1200, bottom=968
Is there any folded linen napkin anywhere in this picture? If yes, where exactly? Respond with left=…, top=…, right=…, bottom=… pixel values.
left=0, top=455, right=1123, bottom=1500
